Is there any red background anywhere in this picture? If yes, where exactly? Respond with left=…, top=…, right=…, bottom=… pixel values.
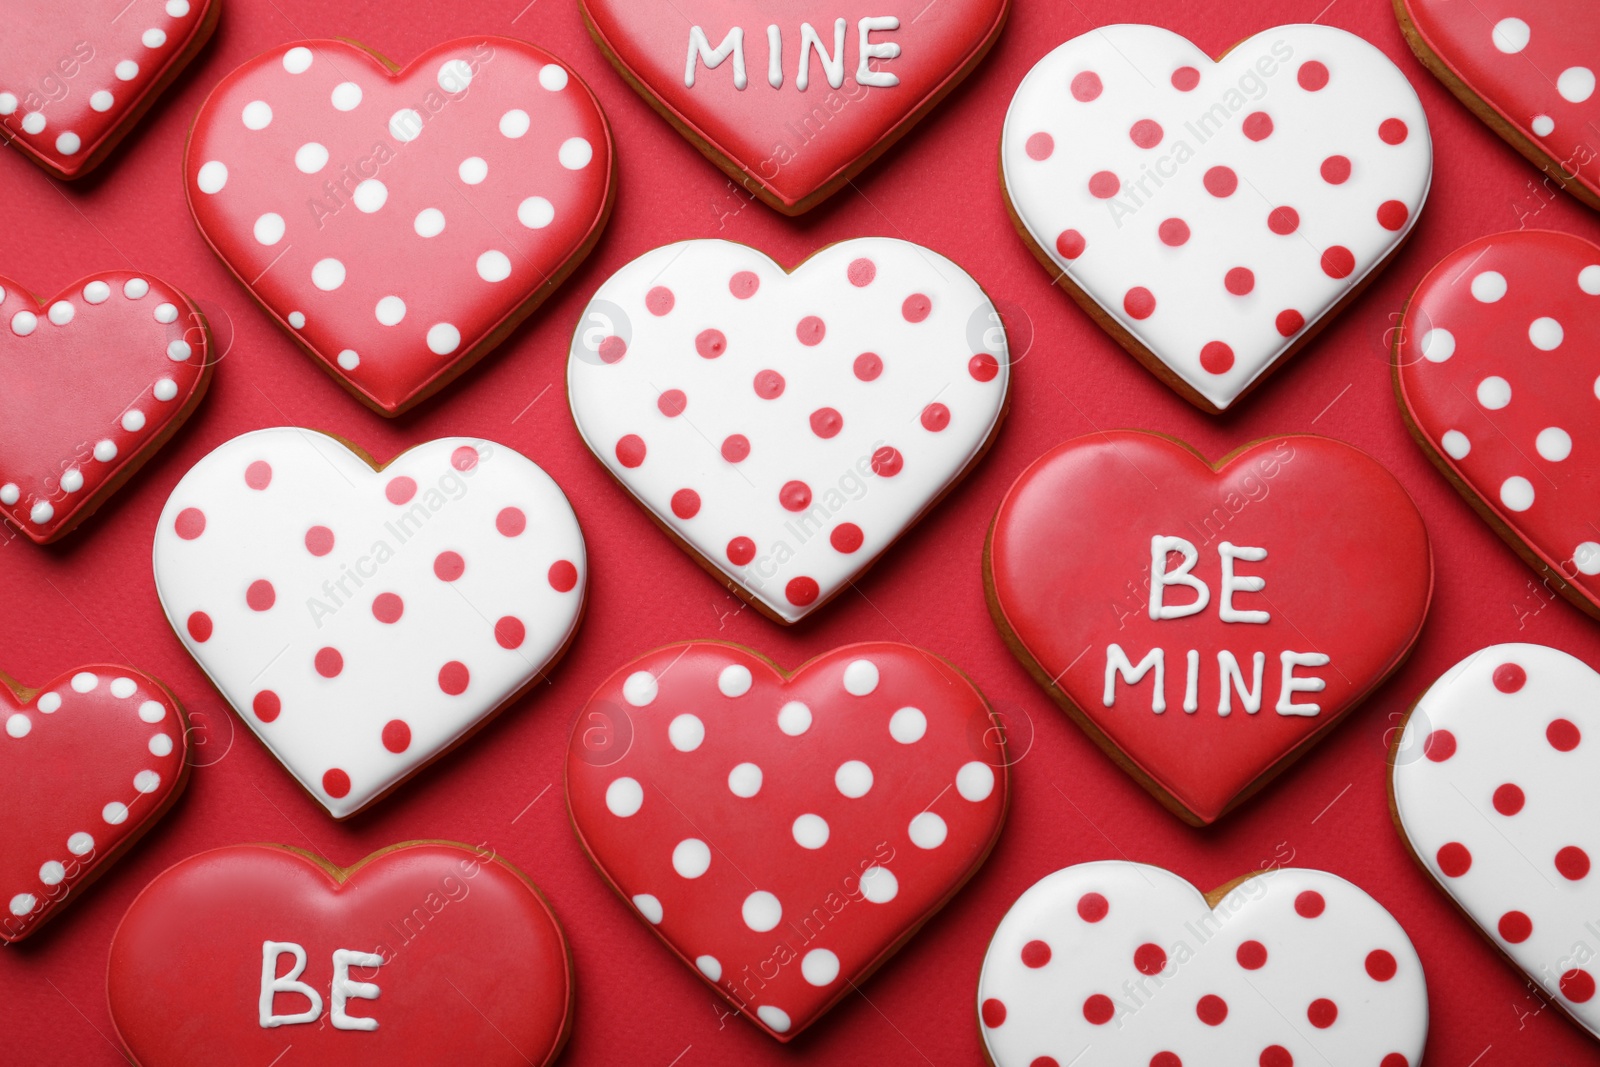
left=3, top=0, right=1599, bottom=1064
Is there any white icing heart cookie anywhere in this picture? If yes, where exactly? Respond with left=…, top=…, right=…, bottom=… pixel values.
left=152, top=429, right=586, bottom=818
left=1392, top=643, right=1600, bottom=1041
left=979, top=861, right=1428, bottom=1066
left=567, top=238, right=1009, bottom=624
left=1002, top=24, right=1432, bottom=412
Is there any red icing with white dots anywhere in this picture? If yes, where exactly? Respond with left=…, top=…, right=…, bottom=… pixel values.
left=1396, top=230, right=1600, bottom=617
left=108, top=842, right=572, bottom=1066
left=1393, top=643, right=1600, bottom=1041
left=0, top=0, right=216, bottom=179
left=1399, top=0, right=1599, bottom=204
left=152, top=429, right=586, bottom=819
left=566, top=642, right=1009, bottom=1041
left=986, top=432, right=1432, bottom=824
left=568, top=238, right=1008, bottom=623
left=0, top=271, right=211, bottom=544
left=977, top=861, right=1428, bottom=1066
left=185, top=38, right=613, bottom=416
left=1, top=665, right=188, bottom=943
left=1002, top=24, right=1431, bottom=411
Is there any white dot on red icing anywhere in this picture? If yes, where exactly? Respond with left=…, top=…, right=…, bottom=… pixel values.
left=438, top=58, right=473, bottom=92
left=331, top=81, right=362, bottom=110
left=142, top=27, right=167, bottom=48
left=283, top=46, right=313, bottom=73
left=632, top=894, right=663, bottom=924
left=253, top=213, right=286, bottom=245
left=792, top=813, right=829, bottom=849
left=696, top=956, right=722, bottom=981
left=718, top=665, right=753, bottom=697
left=197, top=161, right=226, bottom=193
left=60, top=468, right=83, bottom=492
left=83, top=281, right=110, bottom=304
left=1420, top=328, right=1454, bottom=362
left=559, top=137, right=593, bottom=169
left=1492, top=17, right=1530, bottom=52
left=1529, top=317, right=1564, bottom=350
left=889, top=706, right=927, bottom=744
left=39, top=861, right=64, bottom=886
left=728, top=762, right=763, bottom=798
left=242, top=100, right=272, bottom=129
left=623, top=671, right=657, bottom=706
left=1559, top=67, right=1596, bottom=103
left=11, top=311, right=37, bottom=336
left=540, top=64, right=569, bottom=91
left=167, top=340, right=191, bottom=362
left=909, top=811, right=948, bottom=848
left=102, top=801, right=128, bottom=825
left=9, top=894, right=36, bottom=917
left=1579, top=265, right=1600, bottom=295
left=835, top=760, right=873, bottom=798
left=149, top=734, right=173, bottom=757
left=1501, top=476, right=1535, bottom=511
left=94, top=440, right=117, bottom=462
left=353, top=179, right=386, bottom=213
left=1471, top=271, right=1508, bottom=302
left=311, top=258, right=346, bottom=291
left=21, top=112, right=44, bottom=134
left=1532, top=114, right=1555, bottom=136
left=1537, top=427, right=1573, bottom=461
left=5, top=713, right=29, bottom=738
left=389, top=108, right=423, bottom=142
left=518, top=197, right=555, bottom=229
left=742, top=891, right=782, bottom=931
left=476, top=250, right=511, bottom=282
left=375, top=296, right=406, bottom=325
left=71, top=673, right=98, bottom=693
left=0, top=484, right=15, bottom=505
left=154, top=303, right=177, bottom=323
left=48, top=301, right=73, bottom=326
left=860, top=866, right=898, bottom=903
left=134, top=769, right=161, bottom=793
left=116, top=60, right=138, bottom=81
left=757, top=1006, right=791, bottom=1033
left=56, top=132, right=81, bottom=155
left=36, top=692, right=60, bottom=714
left=957, top=761, right=996, bottom=801
left=1577, top=543, right=1600, bottom=575
left=499, top=109, right=530, bottom=137
left=67, top=832, right=93, bottom=855
left=0, top=93, right=12, bottom=114
left=672, top=839, right=712, bottom=878
left=426, top=323, right=461, bottom=354
left=843, top=659, right=879, bottom=696
left=606, top=776, right=643, bottom=817
left=122, top=409, right=146, bottom=432
left=778, top=701, right=812, bottom=736
left=1477, top=376, right=1512, bottom=409
left=338, top=350, right=360, bottom=370
left=802, top=949, right=840, bottom=986
left=29, top=501, right=53, bottom=525
left=295, top=142, right=329, bottom=174
left=1441, top=430, right=1471, bottom=460
left=459, top=156, right=488, bottom=184
left=669, top=713, right=705, bottom=752
left=139, top=700, right=164, bottom=723
left=110, top=677, right=136, bottom=698
left=414, top=208, right=445, bottom=237
left=91, top=92, right=113, bottom=115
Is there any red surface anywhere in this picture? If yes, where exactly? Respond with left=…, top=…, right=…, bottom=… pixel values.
left=1, top=0, right=1599, bottom=1063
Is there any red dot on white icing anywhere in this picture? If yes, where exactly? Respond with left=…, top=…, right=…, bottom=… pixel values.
left=1307, top=998, right=1338, bottom=1028
left=1268, top=206, right=1300, bottom=235
left=1237, top=940, right=1267, bottom=969
left=315, top=647, right=343, bottom=678
left=1089, top=171, right=1120, bottom=198
left=1295, top=890, right=1326, bottom=917
left=830, top=523, right=864, bottom=553
left=1130, top=119, right=1163, bottom=148
left=721, top=434, right=751, bottom=462
left=796, top=316, right=826, bottom=346
left=848, top=258, right=877, bottom=286
left=981, top=997, right=1007, bottom=1028
left=810, top=408, right=843, bottom=438
left=599, top=336, right=627, bottom=363
left=451, top=446, right=479, bottom=472
left=646, top=286, right=675, bottom=316
left=175, top=508, right=206, bottom=540
left=922, top=403, right=950, bottom=432
left=497, top=507, right=526, bottom=536
left=1200, top=342, right=1234, bottom=375
left=854, top=352, right=883, bottom=380
left=187, top=611, right=213, bottom=642
left=1171, top=66, right=1199, bottom=91
left=1078, top=892, right=1108, bottom=922
left=615, top=435, right=646, bottom=468
left=1083, top=994, right=1115, bottom=1025
left=1321, top=246, right=1355, bottom=279
left=1437, top=841, right=1472, bottom=877
left=970, top=353, right=1000, bottom=382
left=434, top=551, right=465, bottom=581
left=1196, top=994, right=1228, bottom=1025
left=386, top=477, right=417, bottom=504
left=658, top=389, right=687, bottom=417
left=1562, top=969, right=1596, bottom=1003
left=323, top=769, right=350, bottom=798
left=754, top=370, right=785, bottom=399
left=1549, top=718, right=1581, bottom=751
left=903, top=294, right=932, bottom=323
left=1025, top=132, right=1054, bottom=160
left=548, top=561, right=579, bottom=593
left=1072, top=71, right=1103, bottom=100
left=1298, top=61, right=1330, bottom=90
left=695, top=329, right=726, bottom=359
left=1021, top=939, right=1051, bottom=968
left=871, top=447, right=904, bottom=477
left=253, top=690, right=280, bottom=723
left=1225, top=268, right=1254, bottom=296
left=1378, top=201, right=1409, bottom=231
left=1366, top=949, right=1398, bottom=981
left=1320, top=155, right=1351, bottom=184
left=246, top=579, right=275, bottom=611
left=1203, top=167, right=1237, bottom=197
left=382, top=719, right=411, bottom=753
left=372, top=592, right=404, bottom=623
left=495, top=616, right=526, bottom=649
left=1243, top=112, right=1273, bottom=141
left=245, top=461, right=272, bottom=490
left=305, top=525, right=334, bottom=556
left=1380, top=118, right=1409, bottom=144
left=1424, top=728, right=1456, bottom=761
left=672, top=489, right=701, bottom=519
left=727, top=537, right=755, bottom=565
left=729, top=271, right=760, bottom=298
left=1159, top=218, right=1190, bottom=246
left=1493, top=782, right=1525, bottom=815
left=1125, top=287, right=1156, bottom=320
left=780, top=481, right=812, bottom=511
left=1557, top=846, right=1591, bottom=880
left=1499, top=910, right=1533, bottom=943
left=1057, top=229, right=1087, bottom=259
left=439, top=661, right=470, bottom=695
left=786, top=577, right=818, bottom=606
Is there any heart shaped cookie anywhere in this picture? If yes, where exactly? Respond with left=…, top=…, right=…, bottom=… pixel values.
left=2, top=664, right=188, bottom=942
left=1395, top=229, right=1600, bottom=620
left=566, top=641, right=1009, bottom=1041
left=985, top=432, right=1432, bottom=824
left=0, top=271, right=212, bottom=544
left=1395, top=0, right=1599, bottom=210
left=978, top=861, right=1428, bottom=1066
left=185, top=37, right=613, bottom=416
left=153, top=428, right=586, bottom=818
left=0, top=0, right=218, bottom=179
left=108, top=841, right=572, bottom=1066
left=1391, top=643, right=1600, bottom=1042
left=567, top=238, right=1009, bottom=623
left=581, top=0, right=1008, bottom=214
left=1002, top=24, right=1431, bottom=412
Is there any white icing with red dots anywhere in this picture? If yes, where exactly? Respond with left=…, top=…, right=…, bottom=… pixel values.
left=1393, top=643, right=1600, bottom=1039
left=567, top=238, right=1008, bottom=623
left=185, top=38, right=613, bottom=415
left=566, top=642, right=1008, bottom=1041
left=978, top=861, right=1428, bottom=1067
left=152, top=429, right=586, bottom=819
left=1002, top=24, right=1431, bottom=411
left=1, top=665, right=187, bottom=943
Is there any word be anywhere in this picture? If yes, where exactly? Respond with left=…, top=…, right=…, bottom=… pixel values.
left=686, top=18, right=901, bottom=91
left=259, top=941, right=384, bottom=1031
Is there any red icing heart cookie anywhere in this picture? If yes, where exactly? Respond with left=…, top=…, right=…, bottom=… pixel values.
left=985, top=432, right=1432, bottom=824
left=107, top=842, right=572, bottom=1066
left=1396, top=0, right=1600, bottom=209
left=580, top=0, right=1008, bottom=214
left=1395, top=230, right=1600, bottom=620
left=0, top=271, right=212, bottom=544
left=185, top=38, right=614, bottom=416
left=566, top=642, right=1009, bottom=1040
left=2, top=665, right=189, bottom=943
left=0, top=0, right=218, bottom=179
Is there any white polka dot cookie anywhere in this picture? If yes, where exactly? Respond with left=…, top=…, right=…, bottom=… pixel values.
left=1395, top=229, right=1600, bottom=620
left=566, top=641, right=1008, bottom=1041
left=185, top=38, right=614, bottom=416
left=1392, top=643, right=1600, bottom=1041
left=1396, top=0, right=1599, bottom=209
left=0, top=0, right=218, bottom=179
left=152, top=429, right=586, bottom=819
left=567, top=238, right=1009, bottom=624
left=978, top=861, right=1428, bottom=1067
left=0, top=271, right=213, bottom=544
left=1002, top=24, right=1431, bottom=412
left=1, top=665, right=188, bottom=942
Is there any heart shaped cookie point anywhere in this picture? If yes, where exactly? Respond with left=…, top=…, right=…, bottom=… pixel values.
left=1, top=665, right=189, bottom=943
left=0, top=271, right=213, bottom=544
left=986, top=432, right=1432, bottom=824
left=153, top=428, right=586, bottom=818
left=186, top=37, right=614, bottom=415
left=566, top=641, right=1009, bottom=1040
left=568, top=238, right=1009, bottom=623
left=1003, top=24, right=1431, bottom=411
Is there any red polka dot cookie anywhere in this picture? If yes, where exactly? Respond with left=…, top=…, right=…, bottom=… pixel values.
left=580, top=0, right=1008, bottom=214
left=0, top=0, right=218, bottom=179
left=0, top=271, right=212, bottom=544
left=1392, top=643, right=1600, bottom=1042
left=985, top=432, right=1432, bottom=824
left=1395, top=229, right=1600, bottom=620
left=568, top=238, right=1009, bottom=624
left=1395, top=0, right=1599, bottom=209
left=108, top=841, right=571, bottom=1065
left=185, top=38, right=613, bottom=416
left=2, top=664, right=188, bottom=942
left=1002, top=25, right=1431, bottom=412
left=566, top=641, right=1009, bottom=1040
left=152, top=428, right=586, bottom=819
left=978, top=861, right=1428, bottom=1066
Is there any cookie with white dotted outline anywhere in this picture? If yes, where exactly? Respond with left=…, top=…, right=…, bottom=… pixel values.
left=1002, top=24, right=1431, bottom=413
left=0, top=0, right=218, bottom=179
left=566, top=641, right=1009, bottom=1041
left=0, top=270, right=213, bottom=544
left=185, top=37, right=614, bottom=416
left=153, top=428, right=586, bottom=819
left=1390, top=643, right=1600, bottom=1043
left=1, top=664, right=189, bottom=942
left=978, top=861, right=1428, bottom=1066
left=1394, top=229, right=1600, bottom=620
